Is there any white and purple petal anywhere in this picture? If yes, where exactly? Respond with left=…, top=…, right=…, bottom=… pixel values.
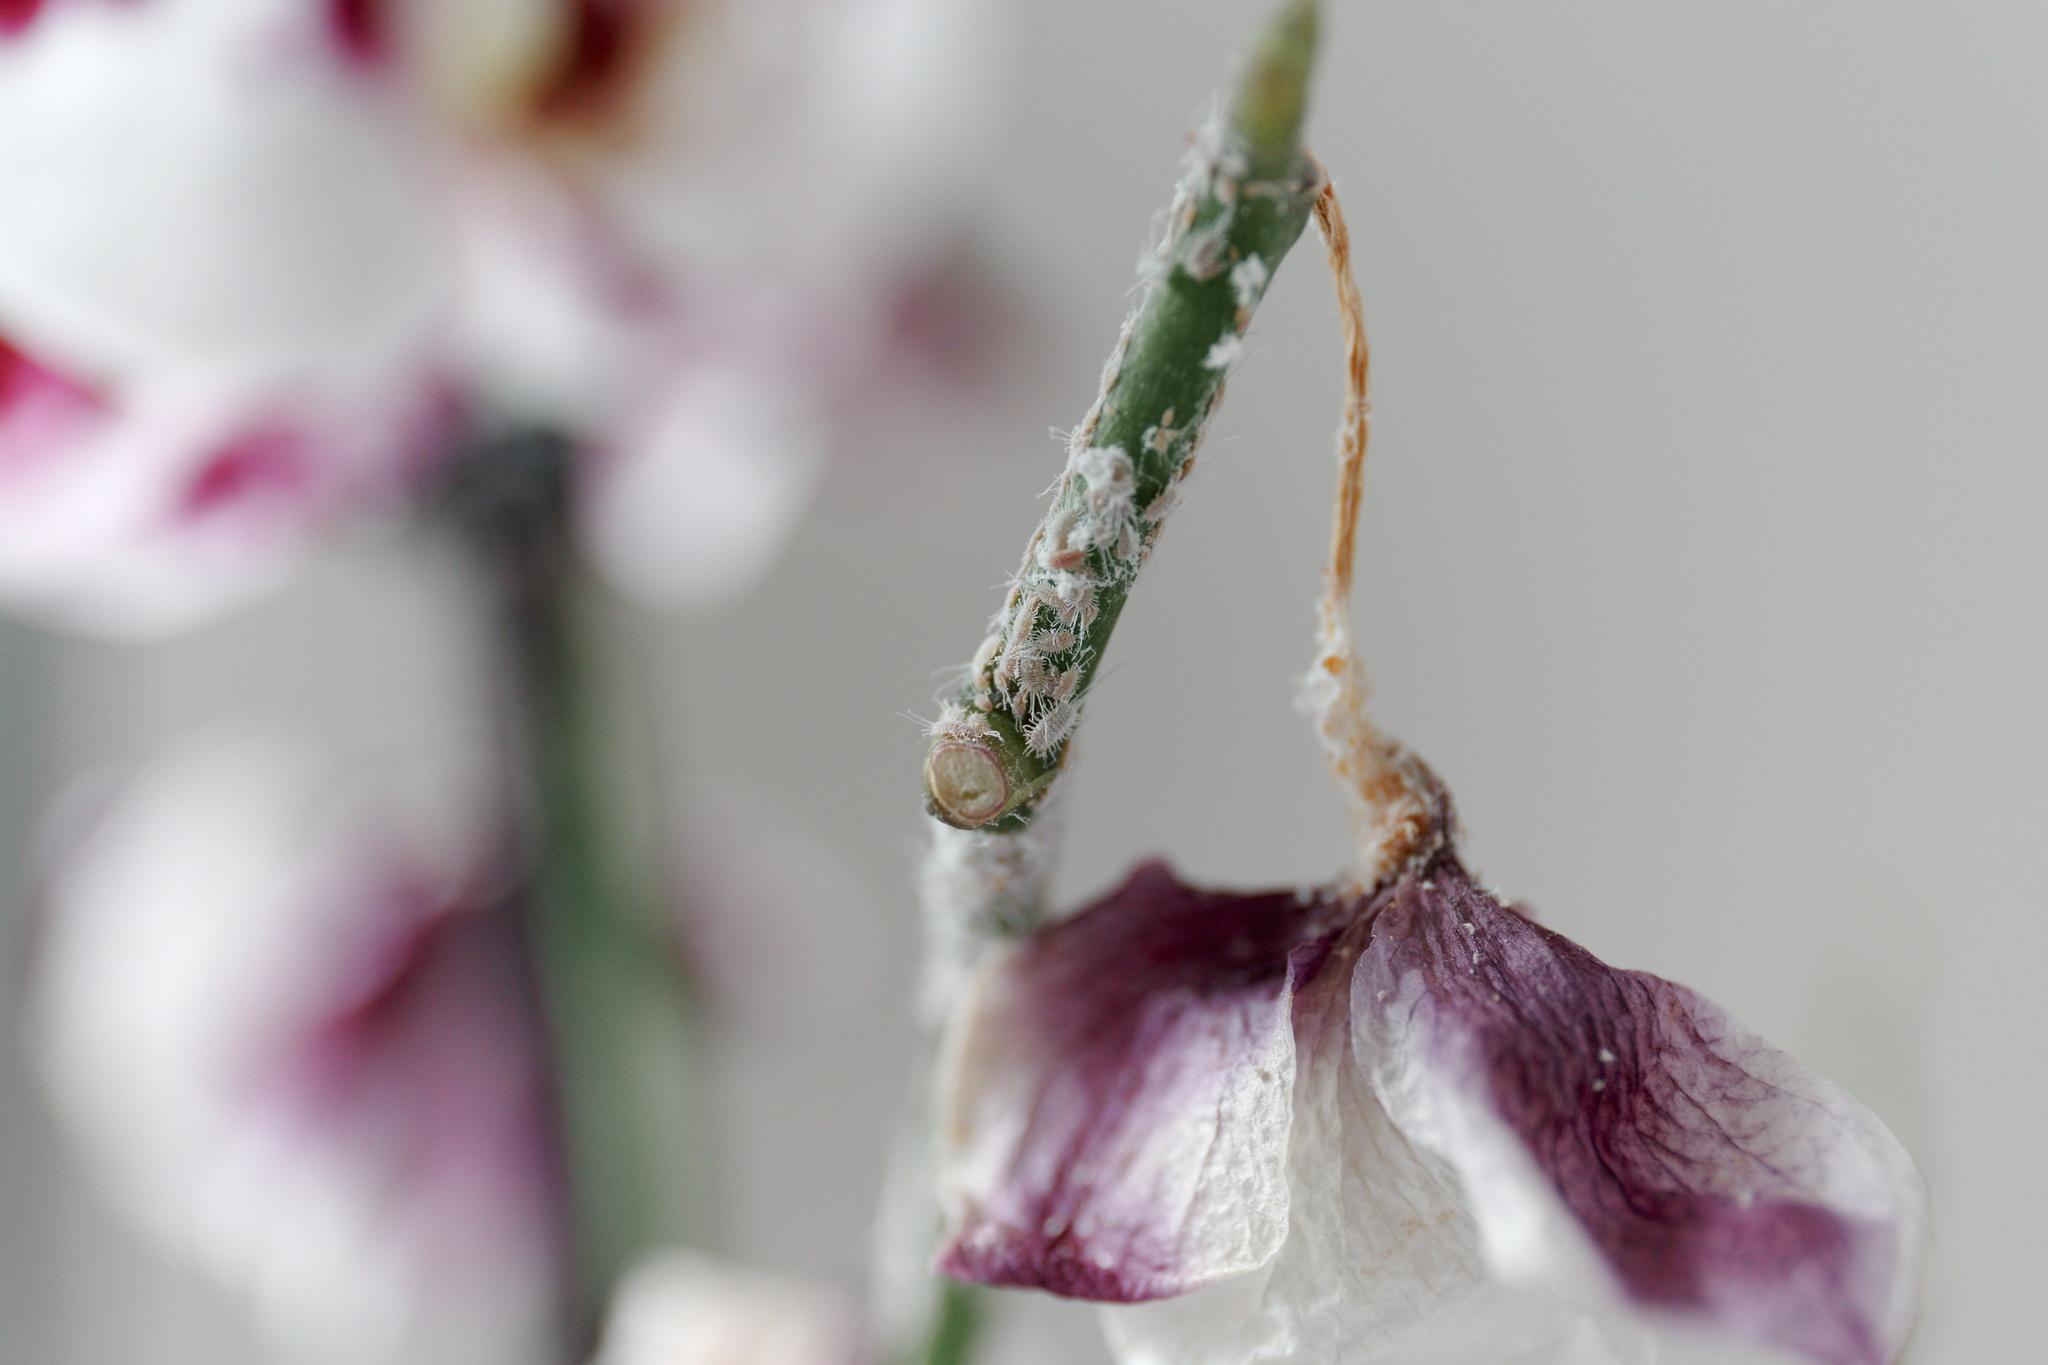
left=588, top=0, right=1006, bottom=301
left=29, top=739, right=563, bottom=1365
left=0, top=0, right=50, bottom=42
left=1095, top=886, right=1645, bottom=1365
left=935, top=845, right=1923, bottom=1365
left=935, top=862, right=1326, bottom=1301
left=0, top=0, right=444, bottom=381
left=0, top=0, right=1012, bottom=623
left=1355, top=856, right=1925, bottom=1365
left=580, top=351, right=831, bottom=608
left=593, top=1251, right=860, bottom=1365
left=0, top=334, right=454, bottom=635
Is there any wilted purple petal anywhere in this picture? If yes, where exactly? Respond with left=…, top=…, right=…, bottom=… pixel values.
left=932, top=836, right=1922, bottom=1364
left=936, top=862, right=1335, bottom=1301
left=1101, top=906, right=1650, bottom=1365
left=1355, top=855, right=1924, bottom=1365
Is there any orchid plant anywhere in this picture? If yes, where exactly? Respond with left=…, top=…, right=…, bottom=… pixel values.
left=915, top=4, right=1925, bottom=1364
left=32, top=740, right=566, bottom=1365
left=3, top=1, right=1929, bottom=1364
left=0, top=0, right=992, bottom=634
left=4, top=0, right=1001, bottom=1363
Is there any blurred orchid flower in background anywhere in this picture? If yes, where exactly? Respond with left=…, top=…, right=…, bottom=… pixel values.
left=28, top=738, right=564, bottom=1365
left=0, top=0, right=1005, bottom=632
left=592, top=1251, right=860, bottom=1365
left=0, top=336, right=455, bottom=633
left=27, top=731, right=910, bottom=1365
left=934, top=804, right=1925, bottom=1365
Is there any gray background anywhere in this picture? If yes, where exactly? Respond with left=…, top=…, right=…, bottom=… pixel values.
left=3, top=1, right=2043, bottom=1360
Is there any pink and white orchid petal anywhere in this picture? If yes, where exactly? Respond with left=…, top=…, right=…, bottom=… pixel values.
left=445, top=155, right=668, bottom=429
left=593, top=1252, right=859, bottom=1365
left=582, top=358, right=828, bottom=608
left=0, top=0, right=444, bottom=382
left=0, top=0, right=48, bottom=41
left=30, top=739, right=561, bottom=1365
left=1354, top=857, right=1926, bottom=1365
left=935, top=862, right=1317, bottom=1301
left=593, top=0, right=1007, bottom=299
left=0, top=335, right=450, bottom=636
left=389, top=0, right=571, bottom=125
left=0, top=334, right=99, bottom=466
left=445, top=0, right=1011, bottom=594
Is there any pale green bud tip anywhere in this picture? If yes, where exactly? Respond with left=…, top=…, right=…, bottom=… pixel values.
left=1231, top=0, right=1320, bottom=164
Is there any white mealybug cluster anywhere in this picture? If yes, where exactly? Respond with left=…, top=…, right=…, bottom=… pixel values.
left=1203, top=334, right=1247, bottom=371
left=1140, top=484, right=1182, bottom=526
left=1029, top=626, right=1078, bottom=655
left=1073, top=445, right=1134, bottom=510
left=1230, top=254, right=1270, bottom=315
left=1142, top=408, right=1181, bottom=456
left=1038, top=506, right=1088, bottom=571
left=1023, top=698, right=1080, bottom=759
left=987, top=554, right=1099, bottom=749
left=1063, top=445, right=1140, bottom=568
left=928, top=705, right=996, bottom=747
left=953, top=113, right=1266, bottom=767
left=1182, top=220, right=1232, bottom=282
left=968, top=632, right=1003, bottom=680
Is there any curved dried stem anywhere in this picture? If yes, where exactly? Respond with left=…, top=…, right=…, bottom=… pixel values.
left=1301, top=180, right=1439, bottom=887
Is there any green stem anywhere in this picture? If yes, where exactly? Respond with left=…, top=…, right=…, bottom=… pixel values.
left=914, top=1283, right=986, bottom=1365
left=922, top=0, right=1325, bottom=831
left=451, top=430, right=705, bottom=1354
left=904, top=9, right=1327, bottom=1364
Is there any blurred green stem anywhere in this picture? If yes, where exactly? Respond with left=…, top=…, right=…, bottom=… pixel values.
left=454, top=430, right=704, bottom=1356
left=914, top=1282, right=985, bottom=1365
